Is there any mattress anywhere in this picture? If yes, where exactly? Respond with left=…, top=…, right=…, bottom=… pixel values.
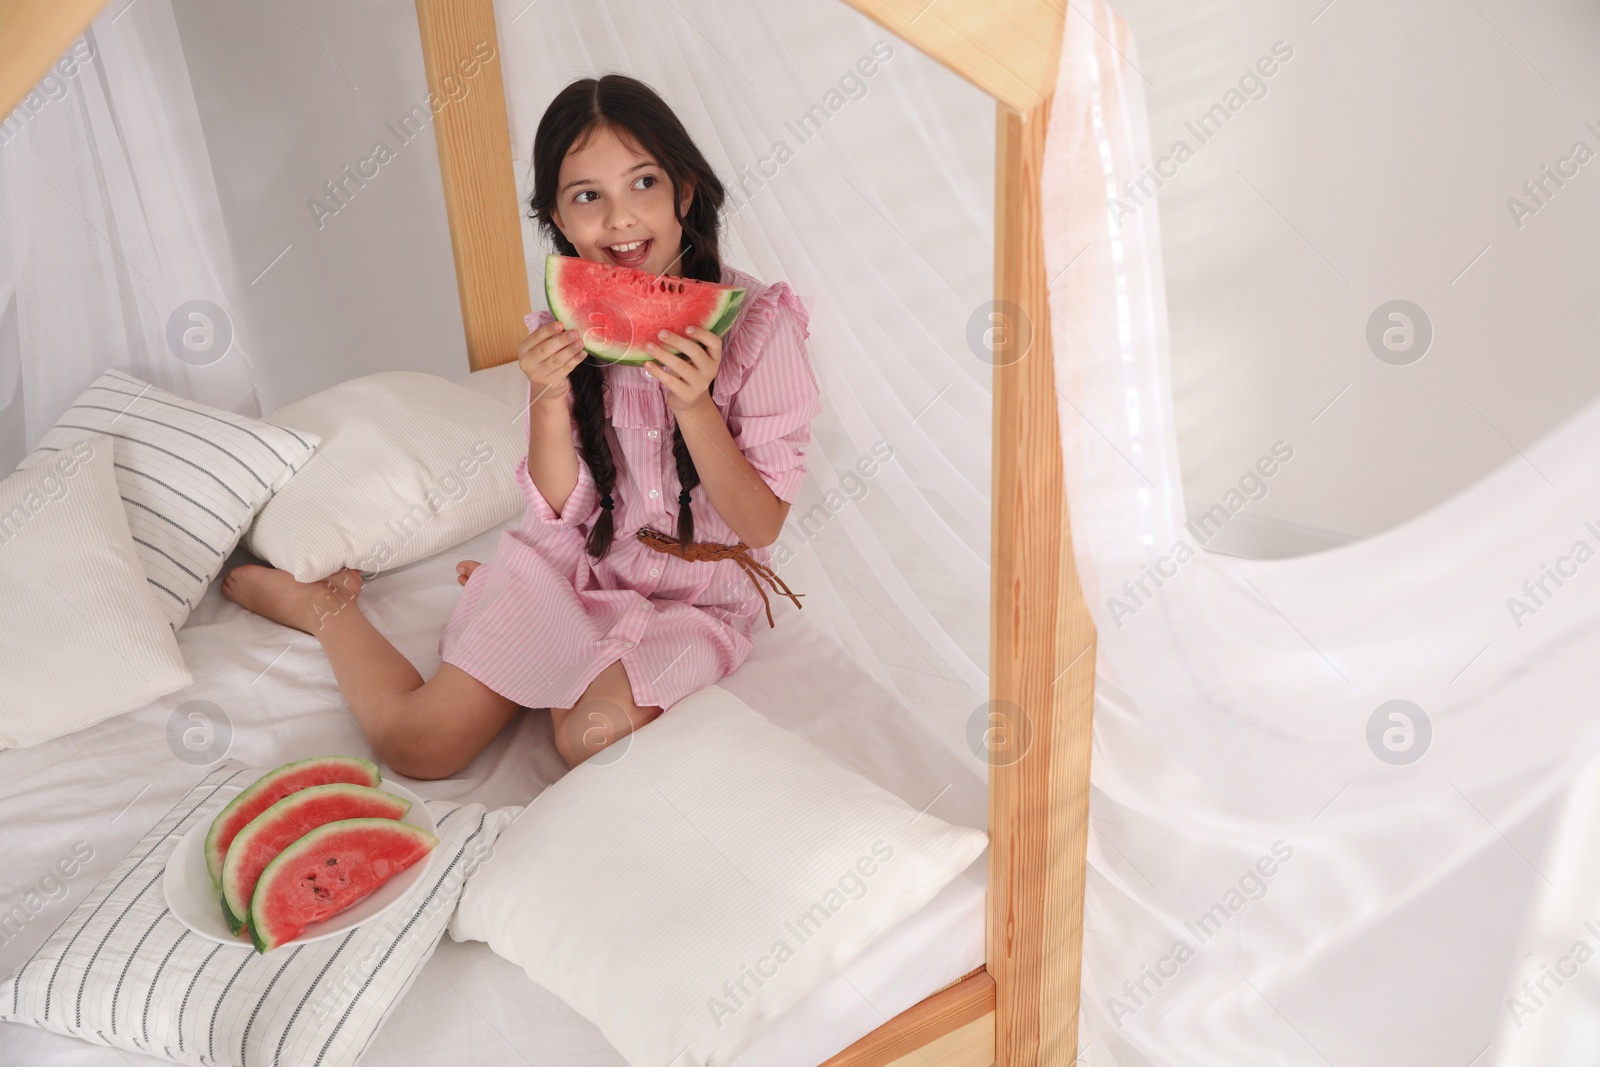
left=0, top=513, right=988, bottom=1067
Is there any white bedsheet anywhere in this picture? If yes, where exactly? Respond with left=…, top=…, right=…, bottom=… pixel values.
left=0, top=516, right=987, bottom=1067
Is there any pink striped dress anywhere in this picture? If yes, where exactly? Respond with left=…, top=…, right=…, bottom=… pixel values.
left=437, top=267, right=822, bottom=712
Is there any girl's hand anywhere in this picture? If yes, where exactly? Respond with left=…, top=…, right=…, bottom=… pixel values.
left=517, top=320, right=587, bottom=405
left=455, top=560, right=481, bottom=587
left=644, top=326, right=721, bottom=412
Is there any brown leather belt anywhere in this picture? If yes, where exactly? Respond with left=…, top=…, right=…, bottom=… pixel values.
left=636, top=527, right=803, bottom=628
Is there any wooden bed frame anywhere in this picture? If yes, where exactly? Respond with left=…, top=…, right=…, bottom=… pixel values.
left=0, top=1, right=1091, bottom=1063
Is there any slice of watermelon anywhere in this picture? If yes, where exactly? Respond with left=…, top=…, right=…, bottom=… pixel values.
left=219, top=783, right=412, bottom=936
left=544, top=253, right=746, bottom=366
left=249, top=818, right=438, bottom=953
left=204, top=755, right=380, bottom=893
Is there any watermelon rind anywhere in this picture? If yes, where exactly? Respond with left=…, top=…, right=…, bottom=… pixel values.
left=544, top=253, right=746, bottom=366
left=219, top=783, right=412, bottom=936
left=204, top=755, right=380, bottom=893
left=249, top=818, right=438, bottom=953
left=706, top=289, right=747, bottom=337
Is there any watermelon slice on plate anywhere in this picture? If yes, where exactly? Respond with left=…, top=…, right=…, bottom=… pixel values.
left=203, top=755, right=380, bottom=892
left=219, top=783, right=412, bottom=936
left=164, top=778, right=436, bottom=947
left=544, top=252, right=746, bottom=366
left=249, top=818, right=439, bottom=953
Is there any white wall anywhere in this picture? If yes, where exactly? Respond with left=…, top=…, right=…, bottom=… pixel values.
left=1111, top=0, right=1600, bottom=554
left=170, top=0, right=469, bottom=412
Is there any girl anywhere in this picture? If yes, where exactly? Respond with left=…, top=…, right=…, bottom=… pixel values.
left=221, top=74, right=821, bottom=776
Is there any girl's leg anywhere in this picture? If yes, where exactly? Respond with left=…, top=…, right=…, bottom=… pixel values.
left=221, top=564, right=522, bottom=780
left=550, top=659, right=662, bottom=768
left=455, top=560, right=662, bottom=767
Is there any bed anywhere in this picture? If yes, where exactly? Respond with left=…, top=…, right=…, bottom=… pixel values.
left=0, top=0, right=1088, bottom=1064
left=0, top=502, right=988, bottom=1066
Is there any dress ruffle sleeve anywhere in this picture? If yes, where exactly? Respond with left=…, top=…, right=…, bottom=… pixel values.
left=711, top=281, right=823, bottom=505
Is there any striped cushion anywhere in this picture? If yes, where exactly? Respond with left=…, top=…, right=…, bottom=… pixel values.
left=0, top=761, right=518, bottom=1067
left=19, top=369, right=320, bottom=630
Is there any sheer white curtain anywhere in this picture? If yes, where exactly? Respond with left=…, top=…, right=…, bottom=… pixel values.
left=1049, top=3, right=1600, bottom=1063
left=0, top=0, right=259, bottom=476
left=492, top=0, right=996, bottom=771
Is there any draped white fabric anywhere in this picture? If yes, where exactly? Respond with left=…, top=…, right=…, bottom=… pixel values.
left=0, top=0, right=259, bottom=477
left=493, top=0, right=996, bottom=772
left=1048, top=4, right=1600, bottom=1063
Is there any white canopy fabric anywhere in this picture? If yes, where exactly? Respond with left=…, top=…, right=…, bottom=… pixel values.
left=0, top=0, right=258, bottom=474
left=1048, top=4, right=1600, bottom=1063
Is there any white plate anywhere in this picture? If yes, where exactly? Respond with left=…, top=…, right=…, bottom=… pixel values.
left=163, top=778, right=438, bottom=947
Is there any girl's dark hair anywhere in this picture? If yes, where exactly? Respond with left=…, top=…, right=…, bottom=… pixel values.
left=530, top=74, right=727, bottom=559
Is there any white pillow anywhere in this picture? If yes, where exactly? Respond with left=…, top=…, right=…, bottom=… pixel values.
left=0, top=434, right=192, bottom=748
left=245, top=371, right=527, bottom=581
left=18, top=368, right=320, bottom=630
left=447, top=685, right=989, bottom=1067
left=0, top=759, right=520, bottom=1066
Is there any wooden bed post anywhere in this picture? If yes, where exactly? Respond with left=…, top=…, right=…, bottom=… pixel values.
left=831, top=8, right=1092, bottom=1065
left=988, top=95, right=1095, bottom=1067
left=414, top=0, right=531, bottom=371
left=831, top=83, right=1099, bottom=1067
left=0, top=0, right=112, bottom=117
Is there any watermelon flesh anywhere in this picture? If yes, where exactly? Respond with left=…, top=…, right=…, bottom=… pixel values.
left=220, top=783, right=412, bottom=937
left=249, top=818, right=438, bottom=953
left=204, top=755, right=380, bottom=892
left=544, top=253, right=746, bottom=366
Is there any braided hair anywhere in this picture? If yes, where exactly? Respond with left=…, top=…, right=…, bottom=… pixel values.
left=529, top=74, right=728, bottom=559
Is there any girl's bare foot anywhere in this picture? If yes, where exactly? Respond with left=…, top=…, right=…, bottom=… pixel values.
left=221, top=564, right=364, bottom=635
left=456, top=560, right=482, bottom=587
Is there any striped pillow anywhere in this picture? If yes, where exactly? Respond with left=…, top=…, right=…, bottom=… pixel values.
left=0, top=760, right=518, bottom=1067
left=18, top=369, right=320, bottom=630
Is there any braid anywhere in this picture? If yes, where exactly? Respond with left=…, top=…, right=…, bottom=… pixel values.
left=670, top=420, right=701, bottom=545
left=568, top=360, right=618, bottom=558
